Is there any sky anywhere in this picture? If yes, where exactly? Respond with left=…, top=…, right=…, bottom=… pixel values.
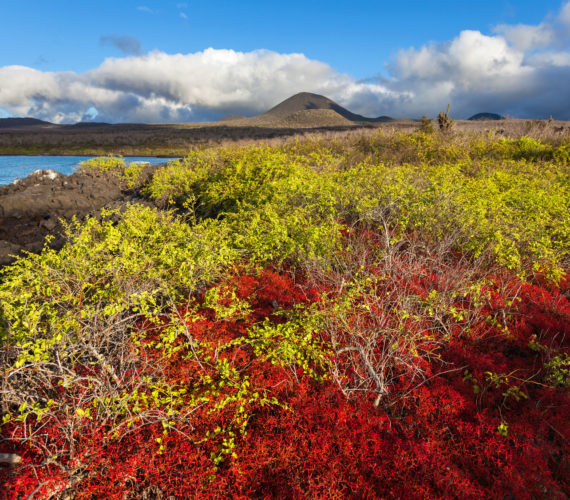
left=1, top=0, right=570, bottom=123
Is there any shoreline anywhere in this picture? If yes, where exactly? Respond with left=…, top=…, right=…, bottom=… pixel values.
left=0, top=156, right=174, bottom=187
left=0, top=153, right=179, bottom=157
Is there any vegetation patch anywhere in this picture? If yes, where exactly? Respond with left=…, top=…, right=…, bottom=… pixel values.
left=1, top=129, right=569, bottom=498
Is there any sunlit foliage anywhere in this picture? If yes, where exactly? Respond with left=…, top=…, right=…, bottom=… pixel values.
left=1, top=130, right=568, bottom=498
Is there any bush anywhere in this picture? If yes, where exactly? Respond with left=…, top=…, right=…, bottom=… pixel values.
left=2, top=130, right=568, bottom=497
left=0, top=204, right=239, bottom=461
left=420, top=115, right=434, bottom=133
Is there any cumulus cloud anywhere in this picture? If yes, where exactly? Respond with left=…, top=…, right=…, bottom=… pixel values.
left=0, top=50, right=373, bottom=123
left=384, top=30, right=536, bottom=118
left=494, top=22, right=555, bottom=51
left=1, top=2, right=570, bottom=123
left=379, top=0, right=570, bottom=119
left=561, top=2, right=570, bottom=27
left=100, top=35, right=143, bottom=56
left=494, top=0, right=570, bottom=52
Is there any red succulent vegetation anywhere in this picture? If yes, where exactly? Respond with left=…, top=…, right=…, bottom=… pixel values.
left=2, top=229, right=568, bottom=498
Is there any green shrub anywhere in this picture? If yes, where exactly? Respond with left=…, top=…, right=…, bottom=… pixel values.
left=419, top=115, right=434, bottom=134
left=77, top=155, right=150, bottom=187
left=77, top=155, right=126, bottom=174
left=143, top=139, right=569, bottom=279
left=0, top=204, right=239, bottom=420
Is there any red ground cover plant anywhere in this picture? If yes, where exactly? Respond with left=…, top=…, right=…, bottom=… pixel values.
left=2, top=243, right=569, bottom=498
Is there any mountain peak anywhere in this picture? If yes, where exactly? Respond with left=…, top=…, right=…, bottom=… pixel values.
left=259, top=92, right=391, bottom=123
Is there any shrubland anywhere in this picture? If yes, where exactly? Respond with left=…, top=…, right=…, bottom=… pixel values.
left=1, top=129, right=569, bottom=498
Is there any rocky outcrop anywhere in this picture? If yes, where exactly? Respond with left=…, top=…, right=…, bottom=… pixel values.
left=0, top=167, right=157, bottom=266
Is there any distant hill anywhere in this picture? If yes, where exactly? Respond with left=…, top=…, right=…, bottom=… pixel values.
left=468, top=112, right=503, bottom=121
left=64, top=122, right=112, bottom=129
left=270, top=109, right=355, bottom=128
left=0, top=117, right=114, bottom=130
left=3, top=95, right=393, bottom=132
left=0, top=117, right=57, bottom=128
left=256, top=92, right=392, bottom=124
left=219, top=115, right=248, bottom=122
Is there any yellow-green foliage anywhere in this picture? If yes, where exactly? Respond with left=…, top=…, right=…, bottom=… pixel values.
left=2, top=135, right=569, bottom=403
left=145, top=145, right=345, bottom=265
left=485, top=137, right=570, bottom=164
left=0, top=204, right=247, bottom=460
left=77, top=155, right=149, bottom=187
left=237, top=305, right=331, bottom=381
left=345, top=159, right=569, bottom=279
left=354, top=131, right=570, bottom=166
left=145, top=134, right=569, bottom=279
left=1, top=130, right=569, bottom=475
left=545, top=353, right=570, bottom=387
left=0, top=204, right=238, bottom=370
left=78, top=155, right=127, bottom=174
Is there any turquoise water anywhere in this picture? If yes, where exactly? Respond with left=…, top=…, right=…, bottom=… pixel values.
left=0, top=156, right=175, bottom=186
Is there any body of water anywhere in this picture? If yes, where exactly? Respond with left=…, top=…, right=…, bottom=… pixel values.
left=0, top=156, right=176, bottom=186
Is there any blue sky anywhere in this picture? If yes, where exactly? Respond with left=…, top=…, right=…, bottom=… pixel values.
left=1, top=0, right=570, bottom=122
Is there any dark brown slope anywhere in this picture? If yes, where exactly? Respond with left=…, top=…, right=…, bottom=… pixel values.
left=256, top=92, right=393, bottom=123
left=0, top=117, right=58, bottom=129
left=0, top=163, right=162, bottom=266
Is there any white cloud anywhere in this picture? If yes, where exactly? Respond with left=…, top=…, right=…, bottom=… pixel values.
left=88, top=49, right=345, bottom=114
left=559, top=2, right=570, bottom=28
left=0, top=50, right=392, bottom=123
left=379, top=1, right=570, bottom=119
left=494, top=23, right=555, bottom=51
left=395, top=30, right=525, bottom=84
left=1, top=2, right=570, bottom=122
left=179, top=12, right=188, bottom=19
left=495, top=1, right=570, bottom=51
left=383, top=30, right=538, bottom=118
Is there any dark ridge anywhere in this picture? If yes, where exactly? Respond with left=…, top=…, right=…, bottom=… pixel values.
left=468, top=112, right=503, bottom=121
left=259, top=92, right=393, bottom=123
left=0, top=117, right=57, bottom=128
left=64, top=122, right=112, bottom=129
left=374, top=116, right=395, bottom=123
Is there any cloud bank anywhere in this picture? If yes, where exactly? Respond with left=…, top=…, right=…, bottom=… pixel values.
left=2, top=2, right=570, bottom=123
